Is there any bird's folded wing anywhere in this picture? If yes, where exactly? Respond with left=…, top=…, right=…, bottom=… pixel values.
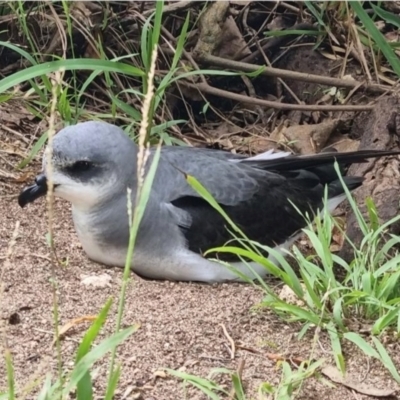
left=154, top=148, right=283, bottom=206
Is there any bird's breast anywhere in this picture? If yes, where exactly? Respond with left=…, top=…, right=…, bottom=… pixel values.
left=71, top=207, right=128, bottom=267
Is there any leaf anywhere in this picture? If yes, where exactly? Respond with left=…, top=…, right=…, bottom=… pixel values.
left=75, top=299, right=114, bottom=400
left=0, top=59, right=144, bottom=95
left=366, top=197, right=380, bottom=232
left=321, top=365, right=396, bottom=397
left=351, top=2, right=400, bottom=77
left=371, top=337, right=400, bottom=383
left=343, top=332, right=379, bottom=358
left=186, top=174, right=247, bottom=239
left=17, top=130, right=49, bottom=169
left=371, top=4, right=400, bottom=29
left=4, top=349, right=15, bottom=400
left=104, top=364, right=122, bottom=400
left=62, top=325, right=138, bottom=396
left=165, top=369, right=228, bottom=399
left=327, top=323, right=345, bottom=374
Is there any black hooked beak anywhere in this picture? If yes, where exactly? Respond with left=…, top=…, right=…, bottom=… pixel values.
left=18, top=174, right=48, bottom=208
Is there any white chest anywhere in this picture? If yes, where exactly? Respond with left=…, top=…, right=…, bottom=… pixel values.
left=71, top=207, right=128, bottom=267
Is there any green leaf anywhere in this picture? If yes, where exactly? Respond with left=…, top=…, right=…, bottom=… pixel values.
left=269, top=301, right=321, bottom=325
left=371, top=337, right=400, bottom=383
left=104, top=364, right=122, bottom=400
left=334, top=162, right=369, bottom=235
left=371, top=4, right=400, bottom=29
left=165, top=369, right=227, bottom=399
left=75, top=298, right=113, bottom=400
left=372, top=308, right=400, bottom=334
left=4, top=349, right=15, bottom=400
left=327, top=323, right=345, bottom=374
left=0, top=59, right=144, bottom=94
left=231, top=371, right=246, bottom=400
left=186, top=175, right=246, bottom=239
left=351, top=1, right=400, bottom=77
left=17, top=130, right=49, bottom=169
left=111, top=96, right=142, bottom=121
left=63, top=325, right=138, bottom=396
left=37, top=371, right=64, bottom=399
left=344, top=332, right=379, bottom=358
left=151, top=1, right=164, bottom=59
left=366, top=197, right=379, bottom=232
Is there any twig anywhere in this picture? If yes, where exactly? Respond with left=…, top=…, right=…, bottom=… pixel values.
left=196, top=53, right=394, bottom=95
left=180, top=81, right=374, bottom=111
left=220, top=323, right=236, bottom=360
left=254, top=32, right=303, bottom=105
left=160, top=26, right=207, bottom=85
left=239, top=22, right=319, bottom=63
left=143, top=0, right=197, bottom=17
left=1, top=124, right=31, bottom=145
left=349, top=21, right=372, bottom=82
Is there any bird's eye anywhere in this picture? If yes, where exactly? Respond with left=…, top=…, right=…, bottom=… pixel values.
left=66, top=161, right=93, bottom=174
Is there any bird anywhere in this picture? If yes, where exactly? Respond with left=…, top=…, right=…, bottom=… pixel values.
left=18, top=121, right=400, bottom=283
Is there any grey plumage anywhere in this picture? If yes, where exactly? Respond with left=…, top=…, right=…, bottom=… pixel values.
left=18, top=121, right=400, bottom=282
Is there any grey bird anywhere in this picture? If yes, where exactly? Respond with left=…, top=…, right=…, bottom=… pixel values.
left=18, top=121, right=400, bottom=282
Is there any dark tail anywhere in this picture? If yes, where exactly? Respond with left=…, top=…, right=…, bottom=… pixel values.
left=327, top=176, right=363, bottom=199
left=245, top=149, right=400, bottom=172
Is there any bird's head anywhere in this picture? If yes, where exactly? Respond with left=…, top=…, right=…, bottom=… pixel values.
left=18, top=121, right=137, bottom=210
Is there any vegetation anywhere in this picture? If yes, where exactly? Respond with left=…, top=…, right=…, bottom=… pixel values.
left=1, top=1, right=400, bottom=399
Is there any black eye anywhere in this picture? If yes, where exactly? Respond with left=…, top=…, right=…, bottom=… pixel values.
left=66, top=161, right=93, bottom=174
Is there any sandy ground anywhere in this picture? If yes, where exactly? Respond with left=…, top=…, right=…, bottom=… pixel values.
left=0, top=142, right=399, bottom=399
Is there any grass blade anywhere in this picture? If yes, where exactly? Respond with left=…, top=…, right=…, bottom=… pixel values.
left=0, top=59, right=144, bottom=94
left=63, top=325, right=138, bottom=396
left=104, top=364, right=122, bottom=400
left=371, top=337, right=400, bottom=383
left=75, top=298, right=113, bottom=400
left=350, top=1, right=400, bottom=77
left=5, top=349, right=15, bottom=400
left=343, top=332, right=379, bottom=358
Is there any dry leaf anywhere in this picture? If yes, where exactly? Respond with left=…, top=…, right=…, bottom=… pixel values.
left=322, top=365, right=396, bottom=397
left=270, top=120, right=340, bottom=154
left=217, top=16, right=251, bottom=59
left=53, top=315, right=97, bottom=345
left=323, top=137, right=360, bottom=153
left=194, top=2, right=250, bottom=59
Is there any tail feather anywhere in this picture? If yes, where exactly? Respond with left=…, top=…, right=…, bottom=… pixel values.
left=327, top=176, right=363, bottom=199
left=244, top=149, right=400, bottom=172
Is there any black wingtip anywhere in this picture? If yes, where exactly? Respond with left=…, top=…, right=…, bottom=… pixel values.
left=247, top=148, right=400, bottom=172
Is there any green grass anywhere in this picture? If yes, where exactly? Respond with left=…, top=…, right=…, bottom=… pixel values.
left=2, top=1, right=400, bottom=399
left=183, top=163, right=400, bottom=393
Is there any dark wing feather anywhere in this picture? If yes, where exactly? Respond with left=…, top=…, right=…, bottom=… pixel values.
left=164, top=148, right=400, bottom=260
left=172, top=172, right=362, bottom=261
left=244, top=149, right=400, bottom=171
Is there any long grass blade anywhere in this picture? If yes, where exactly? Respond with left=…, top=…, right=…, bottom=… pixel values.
left=351, top=1, right=400, bottom=77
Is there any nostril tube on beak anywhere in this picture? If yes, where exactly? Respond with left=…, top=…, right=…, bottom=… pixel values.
left=18, top=173, right=48, bottom=208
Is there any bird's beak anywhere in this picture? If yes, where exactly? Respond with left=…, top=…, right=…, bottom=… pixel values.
left=18, top=174, right=48, bottom=208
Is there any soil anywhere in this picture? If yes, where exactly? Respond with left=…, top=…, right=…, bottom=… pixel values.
left=1, top=127, right=400, bottom=400
left=1, top=5, right=400, bottom=396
